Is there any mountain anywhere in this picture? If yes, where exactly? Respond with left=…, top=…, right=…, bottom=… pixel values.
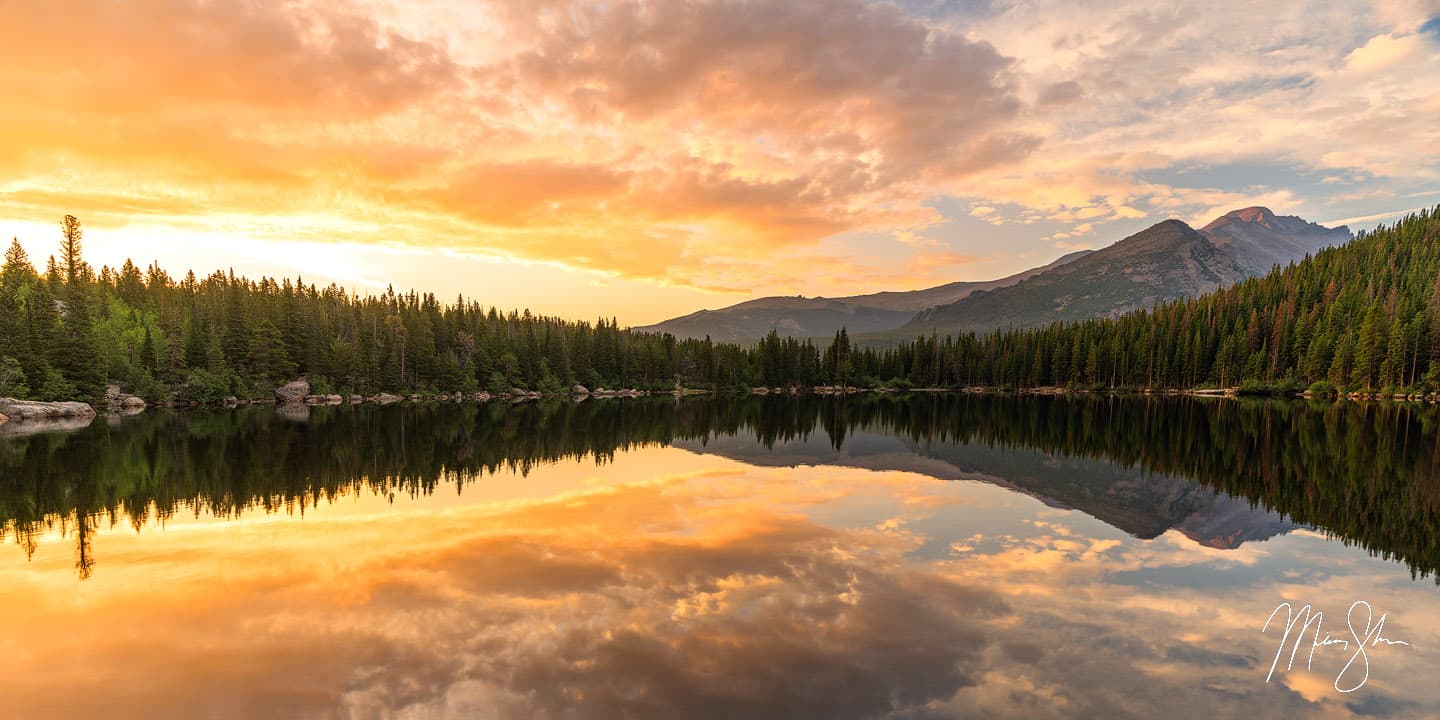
left=892, top=208, right=1351, bottom=339
left=1201, top=206, right=1352, bottom=275
left=635, top=250, right=1091, bottom=343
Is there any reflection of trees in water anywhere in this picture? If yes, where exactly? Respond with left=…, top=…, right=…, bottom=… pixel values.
left=2, top=395, right=1437, bottom=580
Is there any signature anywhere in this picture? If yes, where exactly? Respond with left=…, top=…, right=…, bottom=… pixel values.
left=1262, top=600, right=1412, bottom=693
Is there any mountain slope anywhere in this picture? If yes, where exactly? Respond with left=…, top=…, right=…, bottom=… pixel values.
left=891, top=208, right=1351, bottom=339
left=835, top=250, right=1091, bottom=312
left=635, top=250, right=1090, bottom=343
left=899, top=220, right=1240, bottom=336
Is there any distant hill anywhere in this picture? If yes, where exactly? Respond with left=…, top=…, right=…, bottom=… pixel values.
left=888, top=208, right=1351, bottom=340
left=635, top=251, right=1090, bottom=343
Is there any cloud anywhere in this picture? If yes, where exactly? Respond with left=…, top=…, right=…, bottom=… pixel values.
left=0, top=0, right=1038, bottom=296
left=2, top=0, right=1438, bottom=310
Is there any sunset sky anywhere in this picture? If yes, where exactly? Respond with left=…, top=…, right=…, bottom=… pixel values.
left=2, top=0, right=1438, bottom=325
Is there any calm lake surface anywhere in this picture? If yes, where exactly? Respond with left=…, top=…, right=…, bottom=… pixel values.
left=1, top=395, right=1437, bottom=719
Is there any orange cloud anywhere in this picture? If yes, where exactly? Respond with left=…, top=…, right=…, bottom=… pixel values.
left=0, top=0, right=1034, bottom=298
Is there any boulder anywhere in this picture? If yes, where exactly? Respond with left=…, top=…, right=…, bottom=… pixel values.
left=571, top=384, right=590, bottom=396
left=102, top=384, right=147, bottom=414
left=348, top=395, right=364, bottom=404
left=275, top=379, right=310, bottom=405
left=0, top=412, right=7, bottom=426
left=223, top=396, right=240, bottom=406
left=375, top=393, right=403, bottom=404
left=325, top=394, right=343, bottom=405
left=0, top=398, right=98, bottom=420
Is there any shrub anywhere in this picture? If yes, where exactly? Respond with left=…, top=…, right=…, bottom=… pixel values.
left=0, top=357, right=30, bottom=398
left=1307, top=380, right=1338, bottom=398
left=181, top=368, right=236, bottom=403
left=37, top=368, right=79, bottom=401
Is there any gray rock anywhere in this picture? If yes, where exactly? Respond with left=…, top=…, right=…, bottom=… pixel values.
left=0, top=398, right=98, bottom=420
left=571, top=384, right=590, bottom=395
left=103, top=384, right=147, bottom=414
left=275, top=379, right=310, bottom=405
left=375, top=393, right=403, bottom=404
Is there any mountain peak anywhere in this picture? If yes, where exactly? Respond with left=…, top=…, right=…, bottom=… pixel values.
left=1208, top=206, right=1277, bottom=229
left=1199, top=206, right=1351, bottom=276
left=1233, top=206, right=1276, bottom=222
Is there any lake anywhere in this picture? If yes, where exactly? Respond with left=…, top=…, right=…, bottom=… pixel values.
left=1, top=395, right=1437, bottom=719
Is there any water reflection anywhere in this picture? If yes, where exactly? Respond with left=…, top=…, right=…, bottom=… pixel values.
left=2, top=395, right=1438, bottom=580
left=2, top=396, right=1439, bottom=718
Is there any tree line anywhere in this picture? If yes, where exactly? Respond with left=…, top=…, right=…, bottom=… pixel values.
left=0, top=216, right=847, bottom=402
left=848, top=207, right=1440, bottom=393
left=1, top=207, right=1439, bottom=403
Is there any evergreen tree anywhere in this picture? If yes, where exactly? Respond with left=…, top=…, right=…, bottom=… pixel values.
left=51, top=216, right=104, bottom=399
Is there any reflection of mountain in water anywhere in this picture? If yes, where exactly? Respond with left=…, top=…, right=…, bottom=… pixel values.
left=2, top=393, right=1436, bottom=579
left=675, top=430, right=1297, bottom=549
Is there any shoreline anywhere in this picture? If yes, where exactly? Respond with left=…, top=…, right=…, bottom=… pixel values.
left=6, top=382, right=1439, bottom=432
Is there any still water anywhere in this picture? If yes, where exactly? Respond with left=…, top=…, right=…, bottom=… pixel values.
left=1, top=395, right=1437, bottom=719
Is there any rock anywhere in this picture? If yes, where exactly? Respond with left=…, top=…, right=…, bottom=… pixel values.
left=571, top=384, right=590, bottom=396
left=349, top=395, right=364, bottom=404
left=0, top=398, right=98, bottom=421
left=102, top=384, right=147, bottom=414
left=375, top=393, right=403, bottom=404
left=477, top=391, right=491, bottom=402
left=275, top=379, right=310, bottom=405
left=223, top=396, right=240, bottom=406
left=325, top=394, right=343, bottom=405
left=0, top=412, right=7, bottom=426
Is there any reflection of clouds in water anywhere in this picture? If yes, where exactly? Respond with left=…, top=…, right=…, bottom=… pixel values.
left=2, top=455, right=1437, bottom=719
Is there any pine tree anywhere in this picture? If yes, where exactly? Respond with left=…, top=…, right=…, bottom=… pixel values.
left=51, top=217, right=104, bottom=399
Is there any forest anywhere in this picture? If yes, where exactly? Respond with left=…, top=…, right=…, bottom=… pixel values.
left=0, top=206, right=1438, bottom=403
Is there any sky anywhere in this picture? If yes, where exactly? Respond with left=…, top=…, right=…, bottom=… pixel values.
left=1, top=0, right=1438, bottom=326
